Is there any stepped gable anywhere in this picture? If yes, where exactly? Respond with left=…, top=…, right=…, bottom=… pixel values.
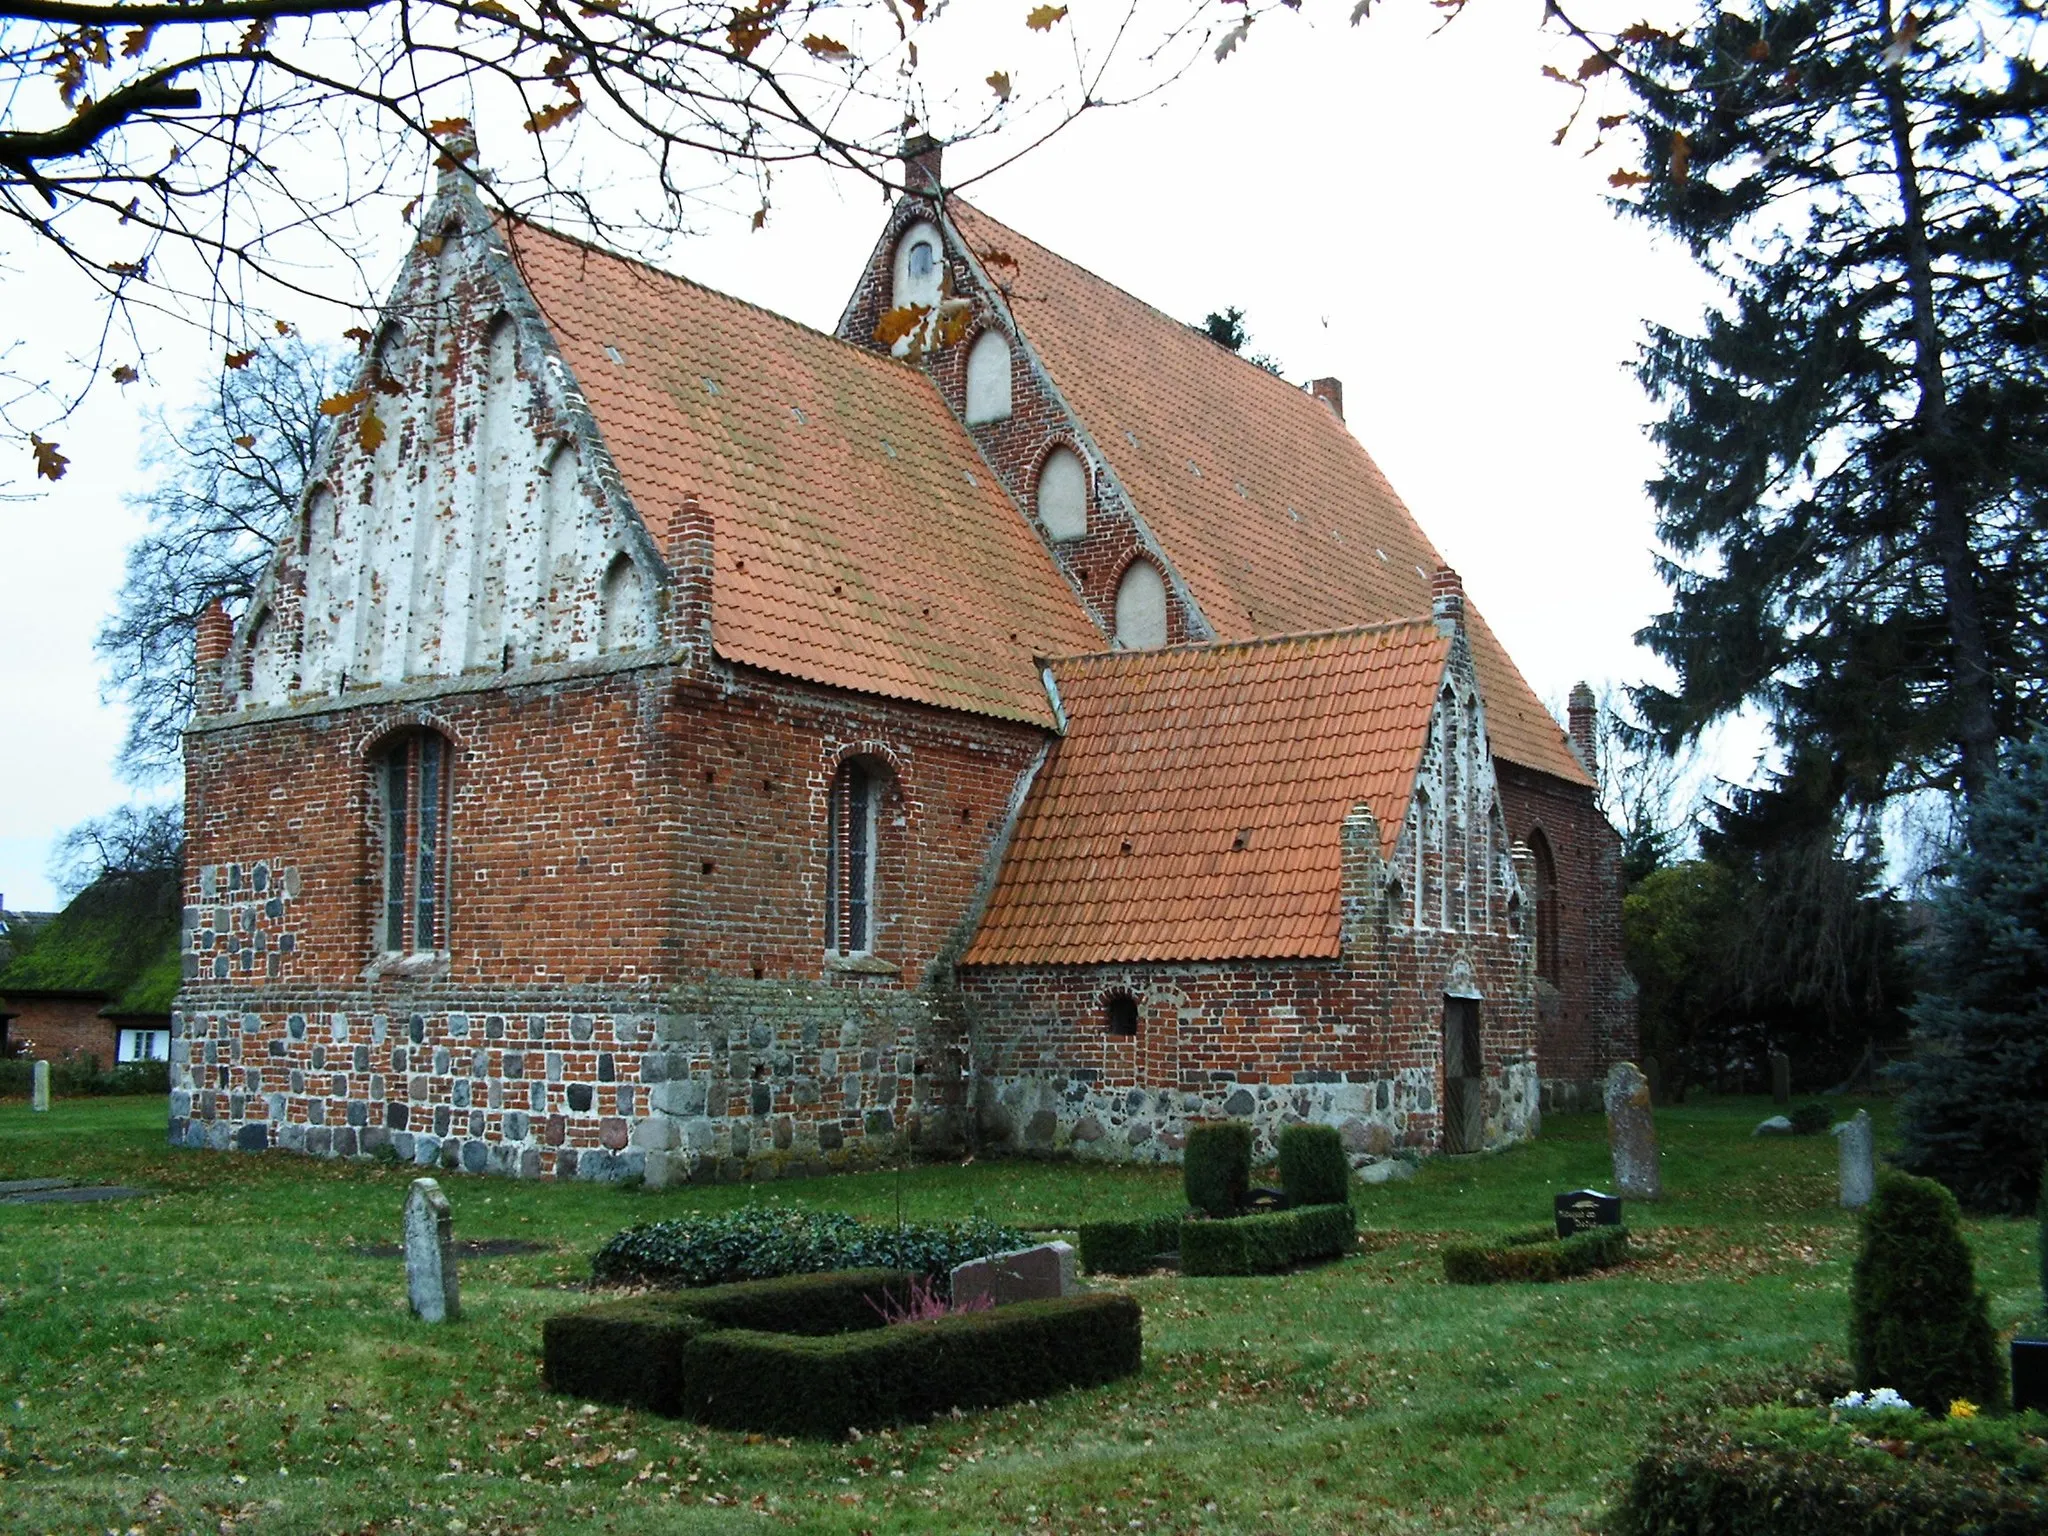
left=503, top=217, right=1098, bottom=727
left=965, top=620, right=1452, bottom=968
left=943, top=200, right=1588, bottom=784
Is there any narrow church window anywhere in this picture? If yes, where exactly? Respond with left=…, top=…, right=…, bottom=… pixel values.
left=1036, top=447, right=1089, bottom=541
left=378, top=731, right=452, bottom=954
left=1414, top=789, right=1433, bottom=929
left=964, top=330, right=1013, bottom=425
left=1529, top=827, right=1560, bottom=984
left=1104, top=992, right=1138, bottom=1037
left=827, top=760, right=880, bottom=955
left=1113, top=559, right=1168, bottom=649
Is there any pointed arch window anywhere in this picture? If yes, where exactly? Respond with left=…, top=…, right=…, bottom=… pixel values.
left=827, top=759, right=884, bottom=956
left=1529, top=827, right=1560, bottom=984
left=377, top=731, right=453, bottom=955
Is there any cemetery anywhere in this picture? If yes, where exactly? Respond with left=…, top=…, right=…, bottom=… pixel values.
left=3, top=1086, right=2045, bottom=1532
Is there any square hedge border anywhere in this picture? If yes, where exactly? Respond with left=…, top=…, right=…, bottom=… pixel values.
left=541, top=1268, right=1142, bottom=1436
left=1441, top=1226, right=1631, bottom=1284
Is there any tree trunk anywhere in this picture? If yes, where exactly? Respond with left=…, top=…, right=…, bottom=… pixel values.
left=1876, top=0, right=1999, bottom=804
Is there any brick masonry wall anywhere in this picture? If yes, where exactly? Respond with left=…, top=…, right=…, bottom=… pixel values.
left=176, top=654, right=1046, bottom=1179
left=1497, top=763, right=1638, bottom=1109
left=1, top=997, right=118, bottom=1065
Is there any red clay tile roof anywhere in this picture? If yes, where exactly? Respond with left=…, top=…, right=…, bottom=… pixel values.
left=945, top=201, right=1590, bottom=785
left=963, top=621, right=1452, bottom=967
left=505, top=218, right=1099, bottom=727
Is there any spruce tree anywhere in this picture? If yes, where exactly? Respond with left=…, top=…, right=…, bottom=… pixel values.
left=1895, top=734, right=2048, bottom=1213
left=1603, top=0, right=2048, bottom=826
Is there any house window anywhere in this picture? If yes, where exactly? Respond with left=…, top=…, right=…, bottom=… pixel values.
left=827, top=759, right=881, bottom=955
left=1104, top=992, right=1138, bottom=1037
left=378, top=731, right=452, bottom=954
left=116, top=1028, right=169, bottom=1063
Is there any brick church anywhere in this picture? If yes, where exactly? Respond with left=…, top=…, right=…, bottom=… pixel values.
left=172, top=141, right=1635, bottom=1180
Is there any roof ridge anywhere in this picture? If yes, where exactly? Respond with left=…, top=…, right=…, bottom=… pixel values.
left=1040, top=614, right=1443, bottom=667
left=946, top=197, right=1333, bottom=411
left=499, top=212, right=926, bottom=380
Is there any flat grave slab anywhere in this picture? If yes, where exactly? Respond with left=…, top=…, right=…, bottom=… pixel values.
left=0, top=1178, right=77, bottom=1195
left=0, top=1185, right=148, bottom=1204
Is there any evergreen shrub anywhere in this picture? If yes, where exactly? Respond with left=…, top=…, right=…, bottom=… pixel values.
left=1894, top=734, right=2048, bottom=1214
left=1183, top=1121, right=1253, bottom=1217
left=1178, top=1203, right=1355, bottom=1276
left=1850, top=1170, right=2003, bottom=1412
left=1788, top=1102, right=1832, bottom=1136
left=1615, top=1405, right=2048, bottom=1536
left=1076, top=1213, right=1182, bottom=1276
left=1277, top=1124, right=1350, bottom=1207
left=1441, top=1226, right=1631, bottom=1285
left=590, top=1206, right=1025, bottom=1290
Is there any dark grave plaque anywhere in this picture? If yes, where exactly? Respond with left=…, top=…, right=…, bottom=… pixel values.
left=2015, top=1339, right=2048, bottom=1415
left=1554, top=1188, right=1622, bottom=1238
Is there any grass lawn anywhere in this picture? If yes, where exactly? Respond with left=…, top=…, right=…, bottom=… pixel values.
left=0, top=1094, right=2037, bottom=1535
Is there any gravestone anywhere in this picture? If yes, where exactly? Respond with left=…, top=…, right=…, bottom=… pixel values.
left=1553, top=1188, right=1622, bottom=1238
left=1751, top=1116, right=1793, bottom=1137
left=403, top=1177, right=460, bottom=1322
left=31, top=1060, right=49, bottom=1113
left=1604, top=1061, right=1662, bottom=1201
left=1770, top=1052, right=1791, bottom=1106
left=949, top=1241, right=1077, bottom=1309
left=1832, top=1110, right=1874, bottom=1210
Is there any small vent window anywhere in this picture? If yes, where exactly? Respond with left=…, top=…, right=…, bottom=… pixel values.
left=891, top=221, right=944, bottom=311
left=1105, top=993, right=1138, bottom=1037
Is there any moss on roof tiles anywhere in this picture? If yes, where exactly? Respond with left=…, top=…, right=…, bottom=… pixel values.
left=0, top=870, right=181, bottom=1010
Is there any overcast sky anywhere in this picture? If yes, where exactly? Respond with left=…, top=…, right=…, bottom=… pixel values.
left=0, top=0, right=1741, bottom=911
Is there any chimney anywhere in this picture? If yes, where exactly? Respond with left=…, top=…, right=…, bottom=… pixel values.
left=1431, top=564, right=1464, bottom=636
left=194, top=600, right=233, bottom=714
left=1568, top=682, right=1599, bottom=781
left=901, top=133, right=943, bottom=198
left=1309, top=377, right=1344, bottom=421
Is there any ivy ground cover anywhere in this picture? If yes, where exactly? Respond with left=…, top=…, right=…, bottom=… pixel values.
left=0, top=1095, right=2039, bottom=1533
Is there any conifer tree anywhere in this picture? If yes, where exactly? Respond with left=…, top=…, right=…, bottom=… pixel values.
left=1606, top=0, right=2048, bottom=826
left=1894, top=734, right=2048, bottom=1213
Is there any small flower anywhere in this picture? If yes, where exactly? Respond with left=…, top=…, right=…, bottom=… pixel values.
left=1949, top=1398, right=1979, bottom=1419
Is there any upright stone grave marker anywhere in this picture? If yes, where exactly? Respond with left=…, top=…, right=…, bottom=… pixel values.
left=950, top=1241, right=1077, bottom=1309
left=1770, top=1052, right=1791, bottom=1106
left=31, top=1060, right=49, bottom=1113
left=1604, top=1062, right=1662, bottom=1201
left=1832, top=1110, right=1874, bottom=1210
left=1553, top=1189, right=1622, bottom=1239
left=404, top=1177, right=461, bottom=1322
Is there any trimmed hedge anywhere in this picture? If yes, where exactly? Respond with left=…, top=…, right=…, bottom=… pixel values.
left=543, top=1270, right=1142, bottom=1436
left=1179, top=1203, right=1355, bottom=1276
left=1077, top=1213, right=1182, bottom=1276
left=1184, top=1121, right=1253, bottom=1217
left=591, top=1205, right=1026, bottom=1290
left=678, top=1292, right=1143, bottom=1437
left=1851, top=1170, right=2004, bottom=1412
left=1277, top=1124, right=1350, bottom=1207
left=1615, top=1406, right=2048, bottom=1535
left=1441, top=1225, right=1631, bottom=1284
left=541, top=1269, right=919, bottom=1414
